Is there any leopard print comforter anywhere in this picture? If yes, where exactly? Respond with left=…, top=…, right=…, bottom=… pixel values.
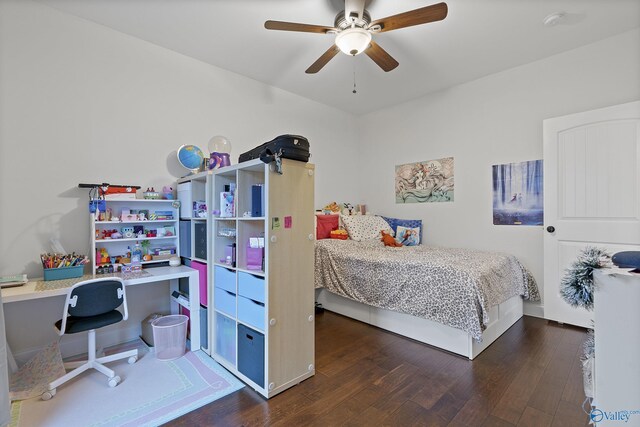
left=315, top=239, right=540, bottom=340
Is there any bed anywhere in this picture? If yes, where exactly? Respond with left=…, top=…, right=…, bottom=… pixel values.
left=314, top=238, right=540, bottom=359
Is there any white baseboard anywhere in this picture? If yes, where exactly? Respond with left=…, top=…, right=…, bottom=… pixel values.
left=524, top=301, right=544, bottom=319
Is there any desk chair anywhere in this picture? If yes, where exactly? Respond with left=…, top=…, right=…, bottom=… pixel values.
left=42, top=277, right=138, bottom=400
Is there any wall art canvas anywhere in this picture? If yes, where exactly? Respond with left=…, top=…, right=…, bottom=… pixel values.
left=492, top=159, right=543, bottom=225
left=395, top=157, right=454, bottom=203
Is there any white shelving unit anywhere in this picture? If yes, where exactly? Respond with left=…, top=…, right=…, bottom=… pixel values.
left=91, top=199, right=180, bottom=274
left=176, top=170, right=212, bottom=354
left=209, top=158, right=315, bottom=398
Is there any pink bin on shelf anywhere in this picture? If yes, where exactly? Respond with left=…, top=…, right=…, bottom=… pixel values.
left=191, top=260, right=208, bottom=307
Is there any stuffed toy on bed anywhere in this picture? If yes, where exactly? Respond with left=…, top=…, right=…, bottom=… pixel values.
left=381, top=230, right=402, bottom=247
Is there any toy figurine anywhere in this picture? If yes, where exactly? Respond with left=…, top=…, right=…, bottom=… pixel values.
left=162, top=186, right=174, bottom=200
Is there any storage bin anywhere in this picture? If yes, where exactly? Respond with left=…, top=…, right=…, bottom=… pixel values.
left=238, top=324, right=264, bottom=387
left=194, top=222, right=207, bottom=260
left=179, top=220, right=191, bottom=258
left=215, top=312, right=236, bottom=364
left=238, top=295, right=265, bottom=330
left=214, top=287, right=236, bottom=317
left=43, top=265, right=84, bottom=281
left=177, top=183, right=193, bottom=218
left=214, top=266, right=236, bottom=293
left=238, top=272, right=265, bottom=304
left=141, top=313, right=164, bottom=347
left=191, top=260, right=208, bottom=307
left=200, top=305, right=208, bottom=350
left=151, top=314, right=188, bottom=361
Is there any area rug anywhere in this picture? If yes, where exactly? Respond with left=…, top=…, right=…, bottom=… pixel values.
left=9, top=341, right=66, bottom=401
left=10, top=340, right=243, bottom=427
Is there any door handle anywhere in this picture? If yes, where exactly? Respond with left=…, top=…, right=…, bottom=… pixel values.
left=546, top=226, right=555, bottom=233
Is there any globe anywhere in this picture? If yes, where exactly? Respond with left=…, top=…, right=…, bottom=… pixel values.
left=177, top=145, right=204, bottom=171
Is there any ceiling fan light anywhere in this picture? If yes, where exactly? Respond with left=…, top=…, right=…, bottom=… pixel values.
left=335, top=27, right=371, bottom=56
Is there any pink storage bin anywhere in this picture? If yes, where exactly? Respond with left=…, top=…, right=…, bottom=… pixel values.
left=191, top=260, right=208, bottom=307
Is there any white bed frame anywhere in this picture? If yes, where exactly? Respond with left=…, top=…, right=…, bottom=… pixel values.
left=315, top=288, right=523, bottom=360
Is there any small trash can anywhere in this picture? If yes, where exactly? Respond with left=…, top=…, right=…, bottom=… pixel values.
left=151, top=314, right=188, bottom=361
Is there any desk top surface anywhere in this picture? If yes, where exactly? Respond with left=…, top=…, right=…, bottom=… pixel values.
left=1, top=265, right=197, bottom=303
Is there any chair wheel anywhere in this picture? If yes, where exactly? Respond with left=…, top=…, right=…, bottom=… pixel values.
left=108, top=376, right=121, bottom=387
left=41, top=388, right=56, bottom=400
left=128, top=356, right=137, bottom=364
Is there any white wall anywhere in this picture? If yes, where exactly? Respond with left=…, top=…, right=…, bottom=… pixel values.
left=0, top=0, right=358, bottom=359
left=356, top=29, right=640, bottom=315
left=0, top=0, right=358, bottom=279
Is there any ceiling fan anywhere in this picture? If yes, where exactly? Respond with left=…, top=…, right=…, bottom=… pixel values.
left=264, top=0, right=448, bottom=74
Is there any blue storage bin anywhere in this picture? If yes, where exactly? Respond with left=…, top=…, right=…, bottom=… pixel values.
left=199, top=305, right=208, bottom=350
left=43, top=265, right=84, bottom=281
left=179, top=220, right=191, bottom=258
left=214, top=287, right=236, bottom=317
left=238, top=324, right=264, bottom=388
left=238, top=272, right=265, bottom=304
left=237, top=295, right=265, bottom=330
left=214, top=266, right=236, bottom=293
left=215, top=312, right=236, bottom=365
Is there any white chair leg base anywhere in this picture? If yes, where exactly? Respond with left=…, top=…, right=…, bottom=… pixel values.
left=108, top=376, right=120, bottom=387
left=41, top=388, right=56, bottom=401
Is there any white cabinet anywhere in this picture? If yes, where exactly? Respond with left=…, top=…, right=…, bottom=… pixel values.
left=209, top=158, right=315, bottom=398
left=91, top=199, right=180, bottom=274
left=593, top=270, right=640, bottom=414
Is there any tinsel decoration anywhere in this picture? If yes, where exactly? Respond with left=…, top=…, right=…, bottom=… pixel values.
left=560, top=247, right=610, bottom=311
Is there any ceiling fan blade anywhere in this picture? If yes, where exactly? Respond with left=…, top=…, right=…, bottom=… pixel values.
left=306, top=45, right=341, bottom=74
left=265, top=20, right=336, bottom=34
left=369, top=2, right=448, bottom=33
left=364, top=41, right=399, bottom=72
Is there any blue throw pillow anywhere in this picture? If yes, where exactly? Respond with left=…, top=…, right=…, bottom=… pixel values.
left=381, top=216, right=423, bottom=244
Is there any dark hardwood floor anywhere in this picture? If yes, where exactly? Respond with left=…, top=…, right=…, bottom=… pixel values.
left=166, top=312, right=590, bottom=426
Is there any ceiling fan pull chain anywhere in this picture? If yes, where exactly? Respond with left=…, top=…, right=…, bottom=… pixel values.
left=352, top=60, right=357, bottom=94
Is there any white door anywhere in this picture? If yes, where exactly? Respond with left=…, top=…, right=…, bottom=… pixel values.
left=544, top=101, right=640, bottom=328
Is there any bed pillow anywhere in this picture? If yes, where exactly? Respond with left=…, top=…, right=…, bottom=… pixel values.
left=341, top=214, right=392, bottom=241
left=381, top=216, right=423, bottom=242
left=396, top=225, right=420, bottom=246
left=316, top=214, right=339, bottom=239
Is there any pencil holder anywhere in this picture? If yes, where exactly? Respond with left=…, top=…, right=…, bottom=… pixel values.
left=43, top=265, right=85, bottom=281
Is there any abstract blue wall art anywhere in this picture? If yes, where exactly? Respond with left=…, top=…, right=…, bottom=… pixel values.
left=492, top=160, right=543, bottom=225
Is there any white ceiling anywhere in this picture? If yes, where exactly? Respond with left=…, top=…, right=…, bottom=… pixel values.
left=36, top=0, right=640, bottom=115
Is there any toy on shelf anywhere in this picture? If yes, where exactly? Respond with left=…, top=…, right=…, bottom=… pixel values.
left=162, top=186, right=174, bottom=200
left=208, top=136, right=232, bottom=169
left=322, top=202, right=341, bottom=214
left=144, top=188, right=160, bottom=199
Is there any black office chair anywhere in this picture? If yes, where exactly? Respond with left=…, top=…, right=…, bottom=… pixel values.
left=42, top=277, right=138, bottom=400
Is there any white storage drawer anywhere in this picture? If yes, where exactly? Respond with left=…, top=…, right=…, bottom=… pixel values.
left=238, top=272, right=265, bottom=304
left=214, top=266, right=236, bottom=293
left=214, top=287, right=236, bottom=317
left=237, top=296, right=265, bottom=331
left=177, top=182, right=192, bottom=219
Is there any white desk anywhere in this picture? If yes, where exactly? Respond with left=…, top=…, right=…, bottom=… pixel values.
left=2, top=266, right=200, bottom=365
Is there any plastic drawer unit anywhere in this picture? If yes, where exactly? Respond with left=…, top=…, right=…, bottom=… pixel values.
left=215, top=312, right=236, bottom=364
left=214, top=287, right=236, bottom=317
left=238, top=324, right=265, bottom=388
left=214, top=266, right=236, bottom=293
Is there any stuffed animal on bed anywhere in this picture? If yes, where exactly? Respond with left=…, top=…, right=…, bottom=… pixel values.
left=381, top=230, right=402, bottom=247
